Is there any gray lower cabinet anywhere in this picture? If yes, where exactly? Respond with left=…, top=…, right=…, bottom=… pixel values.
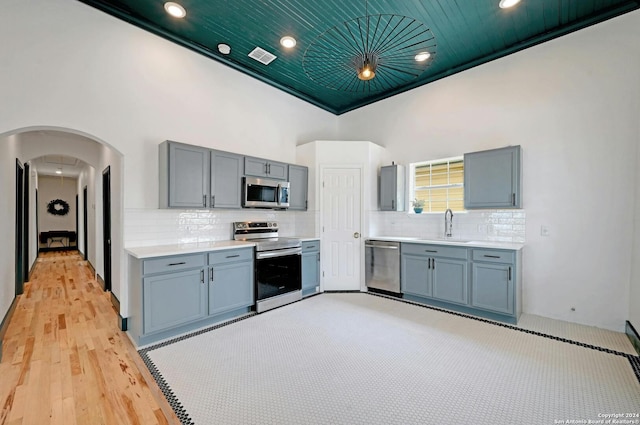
left=470, top=249, right=516, bottom=316
left=401, top=254, right=431, bottom=297
left=401, top=243, right=468, bottom=305
left=301, top=240, right=320, bottom=297
left=464, top=145, right=521, bottom=209
left=244, top=156, right=288, bottom=180
left=288, top=164, right=309, bottom=211
left=143, top=268, right=207, bottom=335
left=208, top=248, right=254, bottom=315
left=128, top=248, right=254, bottom=346
left=401, top=243, right=520, bottom=324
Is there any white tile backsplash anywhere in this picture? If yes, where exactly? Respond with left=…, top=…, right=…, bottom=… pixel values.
left=125, top=208, right=524, bottom=248
left=124, top=209, right=315, bottom=247
left=367, top=210, right=526, bottom=243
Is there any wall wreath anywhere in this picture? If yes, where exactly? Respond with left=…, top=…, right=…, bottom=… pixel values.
left=47, top=199, right=70, bottom=216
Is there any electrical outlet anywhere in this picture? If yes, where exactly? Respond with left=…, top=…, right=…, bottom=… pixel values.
left=540, top=225, right=550, bottom=237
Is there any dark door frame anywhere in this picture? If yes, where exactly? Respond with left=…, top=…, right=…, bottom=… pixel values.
left=102, top=166, right=112, bottom=292
left=15, top=160, right=24, bottom=296
left=83, top=185, right=88, bottom=261
left=23, top=162, right=30, bottom=282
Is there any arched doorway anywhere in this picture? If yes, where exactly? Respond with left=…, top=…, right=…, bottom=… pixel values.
left=0, top=127, right=124, bottom=328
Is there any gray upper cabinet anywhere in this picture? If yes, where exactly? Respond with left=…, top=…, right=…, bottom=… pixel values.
left=210, top=150, right=243, bottom=209
left=244, top=156, right=288, bottom=180
left=288, top=165, right=309, bottom=210
left=160, top=141, right=209, bottom=208
left=379, top=164, right=405, bottom=211
left=464, top=145, right=521, bottom=209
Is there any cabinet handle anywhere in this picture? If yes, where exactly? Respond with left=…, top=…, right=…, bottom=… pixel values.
left=203, top=194, right=206, bottom=207
left=307, top=245, right=316, bottom=249
left=305, top=200, right=308, bottom=210
left=428, top=258, right=431, bottom=269
left=167, top=261, right=186, bottom=266
left=212, top=195, right=215, bottom=208
left=508, top=267, right=512, bottom=281
left=391, top=199, right=395, bottom=210
left=200, top=269, right=205, bottom=284
left=209, top=268, right=213, bottom=282
left=425, top=250, right=438, bottom=253
left=512, top=193, right=516, bottom=206
left=432, top=259, right=435, bottom=270
left=317, top=253, right=320, bottom=262
left=226, top=254, right=240, bottom=258
left=483, top=255, right=501, bottom=259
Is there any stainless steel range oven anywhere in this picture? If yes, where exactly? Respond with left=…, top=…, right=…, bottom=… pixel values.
left=233, top=221, right=301, bottom=313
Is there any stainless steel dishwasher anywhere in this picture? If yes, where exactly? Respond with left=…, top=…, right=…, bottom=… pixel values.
left=365, top=239, right=401, bottom=295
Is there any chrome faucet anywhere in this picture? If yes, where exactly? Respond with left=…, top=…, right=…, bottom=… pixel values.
left=444, top=208, right=453, bottom=238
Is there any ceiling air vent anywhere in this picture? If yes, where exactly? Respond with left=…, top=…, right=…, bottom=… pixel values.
left=248, top=47, right=277, bottom=65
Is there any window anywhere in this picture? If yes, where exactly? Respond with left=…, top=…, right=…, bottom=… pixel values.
left=410, top=156, right=464, bottom=213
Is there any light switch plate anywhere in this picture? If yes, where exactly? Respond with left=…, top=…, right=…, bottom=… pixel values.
left=540, top=225, right=550, bottom=237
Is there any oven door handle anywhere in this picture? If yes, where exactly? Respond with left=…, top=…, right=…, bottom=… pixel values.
left=256, top=248, right=302, bottom=259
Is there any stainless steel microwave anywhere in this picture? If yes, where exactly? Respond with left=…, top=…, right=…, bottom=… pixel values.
left=242, top=176, right=290, bottom=209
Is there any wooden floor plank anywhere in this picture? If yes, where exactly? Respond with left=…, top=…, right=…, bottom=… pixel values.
left=0, top=251, right=179, bottom=425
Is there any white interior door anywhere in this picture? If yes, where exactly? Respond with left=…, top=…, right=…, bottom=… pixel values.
left=321, top=167, right=362, bottom=291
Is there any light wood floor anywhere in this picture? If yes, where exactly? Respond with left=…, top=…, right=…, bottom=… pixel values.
left=0, top=251, right=179, bottom=425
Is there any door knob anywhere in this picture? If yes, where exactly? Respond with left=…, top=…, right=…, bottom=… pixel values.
left=353, top=232, right=360, bottom=239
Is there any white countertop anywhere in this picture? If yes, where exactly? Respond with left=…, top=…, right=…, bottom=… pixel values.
left=297, top=236, right=320, bottom=242
left=366, top=236, right=524, bottom=250
left=125, top=240, right=256, bottom=259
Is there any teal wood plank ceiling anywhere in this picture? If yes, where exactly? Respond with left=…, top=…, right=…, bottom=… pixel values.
left=78, top=0, right=640, bottom=114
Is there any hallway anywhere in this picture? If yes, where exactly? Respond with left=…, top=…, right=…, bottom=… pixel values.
left=0, top=251, right=178, bottom=424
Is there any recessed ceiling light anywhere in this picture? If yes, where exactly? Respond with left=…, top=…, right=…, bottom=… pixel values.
left=414, top=52, right=431, bottom=62
left=280, top=36, right=297, bottom=49
left=218, top=43, right=231, bottom=55
left=499, top=0, right=521, bottom=9
left=164, top=2, right=186, bottom=18
left=55, top=170, right=62, bottom=175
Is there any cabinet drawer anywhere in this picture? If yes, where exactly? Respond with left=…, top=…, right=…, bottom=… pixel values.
left=402, top=243, right=468, bottom=260
left=143, top=254, right=205, bottom=275
left=472, top=249, right=515, bottom=264
left=208, top=248, right=253, bottom=265
left=302, top=240, right=320, bottom=252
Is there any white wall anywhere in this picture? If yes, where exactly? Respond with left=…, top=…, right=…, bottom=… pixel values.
left=0, top=135, right=19, bottom=321
left=339, top=11, right=640, bottom=331
left=630, top=103, right=640, bottom=331
left=0, top=0, right=337, bottom=322
left=37, top=176, right=78, bottom=234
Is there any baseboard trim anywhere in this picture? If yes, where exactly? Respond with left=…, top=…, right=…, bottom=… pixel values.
left=626, top=321, right=640, bottom=356
left=38, top=246, right=78, bottom=253
left=97, top=274, right=105, bottom=291
left=28, top=259, right=37, bottom=281
left=87, top=261, right=96, bottom=275
left=110, top=292, right=127, bottom=332
left=0, top=296, right=20, bottom=362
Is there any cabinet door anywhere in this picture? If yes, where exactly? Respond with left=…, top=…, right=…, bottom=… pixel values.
left=302, top=251, right=320, bottom=293
left=168, top=143, right=209, bottom=208
left=464, top=145, right=521, bottom=209
left=401, top=254, right=431, bottom=297
left=211, top=150, right=243, bottom=208
left=471, top=263, right=514, bottom=314
left=379, top=165, right=397, bottom=211
left=266, top=161, right=288, bottom=180
left=209, top=262, right=254, bottom=316
left=143, top=268, right=207, bottom=334
left=432, top=258, right=468, bottom=305
left=244, top=157, right=268, bottom=177
left=288, top=165, right=309, bottom=210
